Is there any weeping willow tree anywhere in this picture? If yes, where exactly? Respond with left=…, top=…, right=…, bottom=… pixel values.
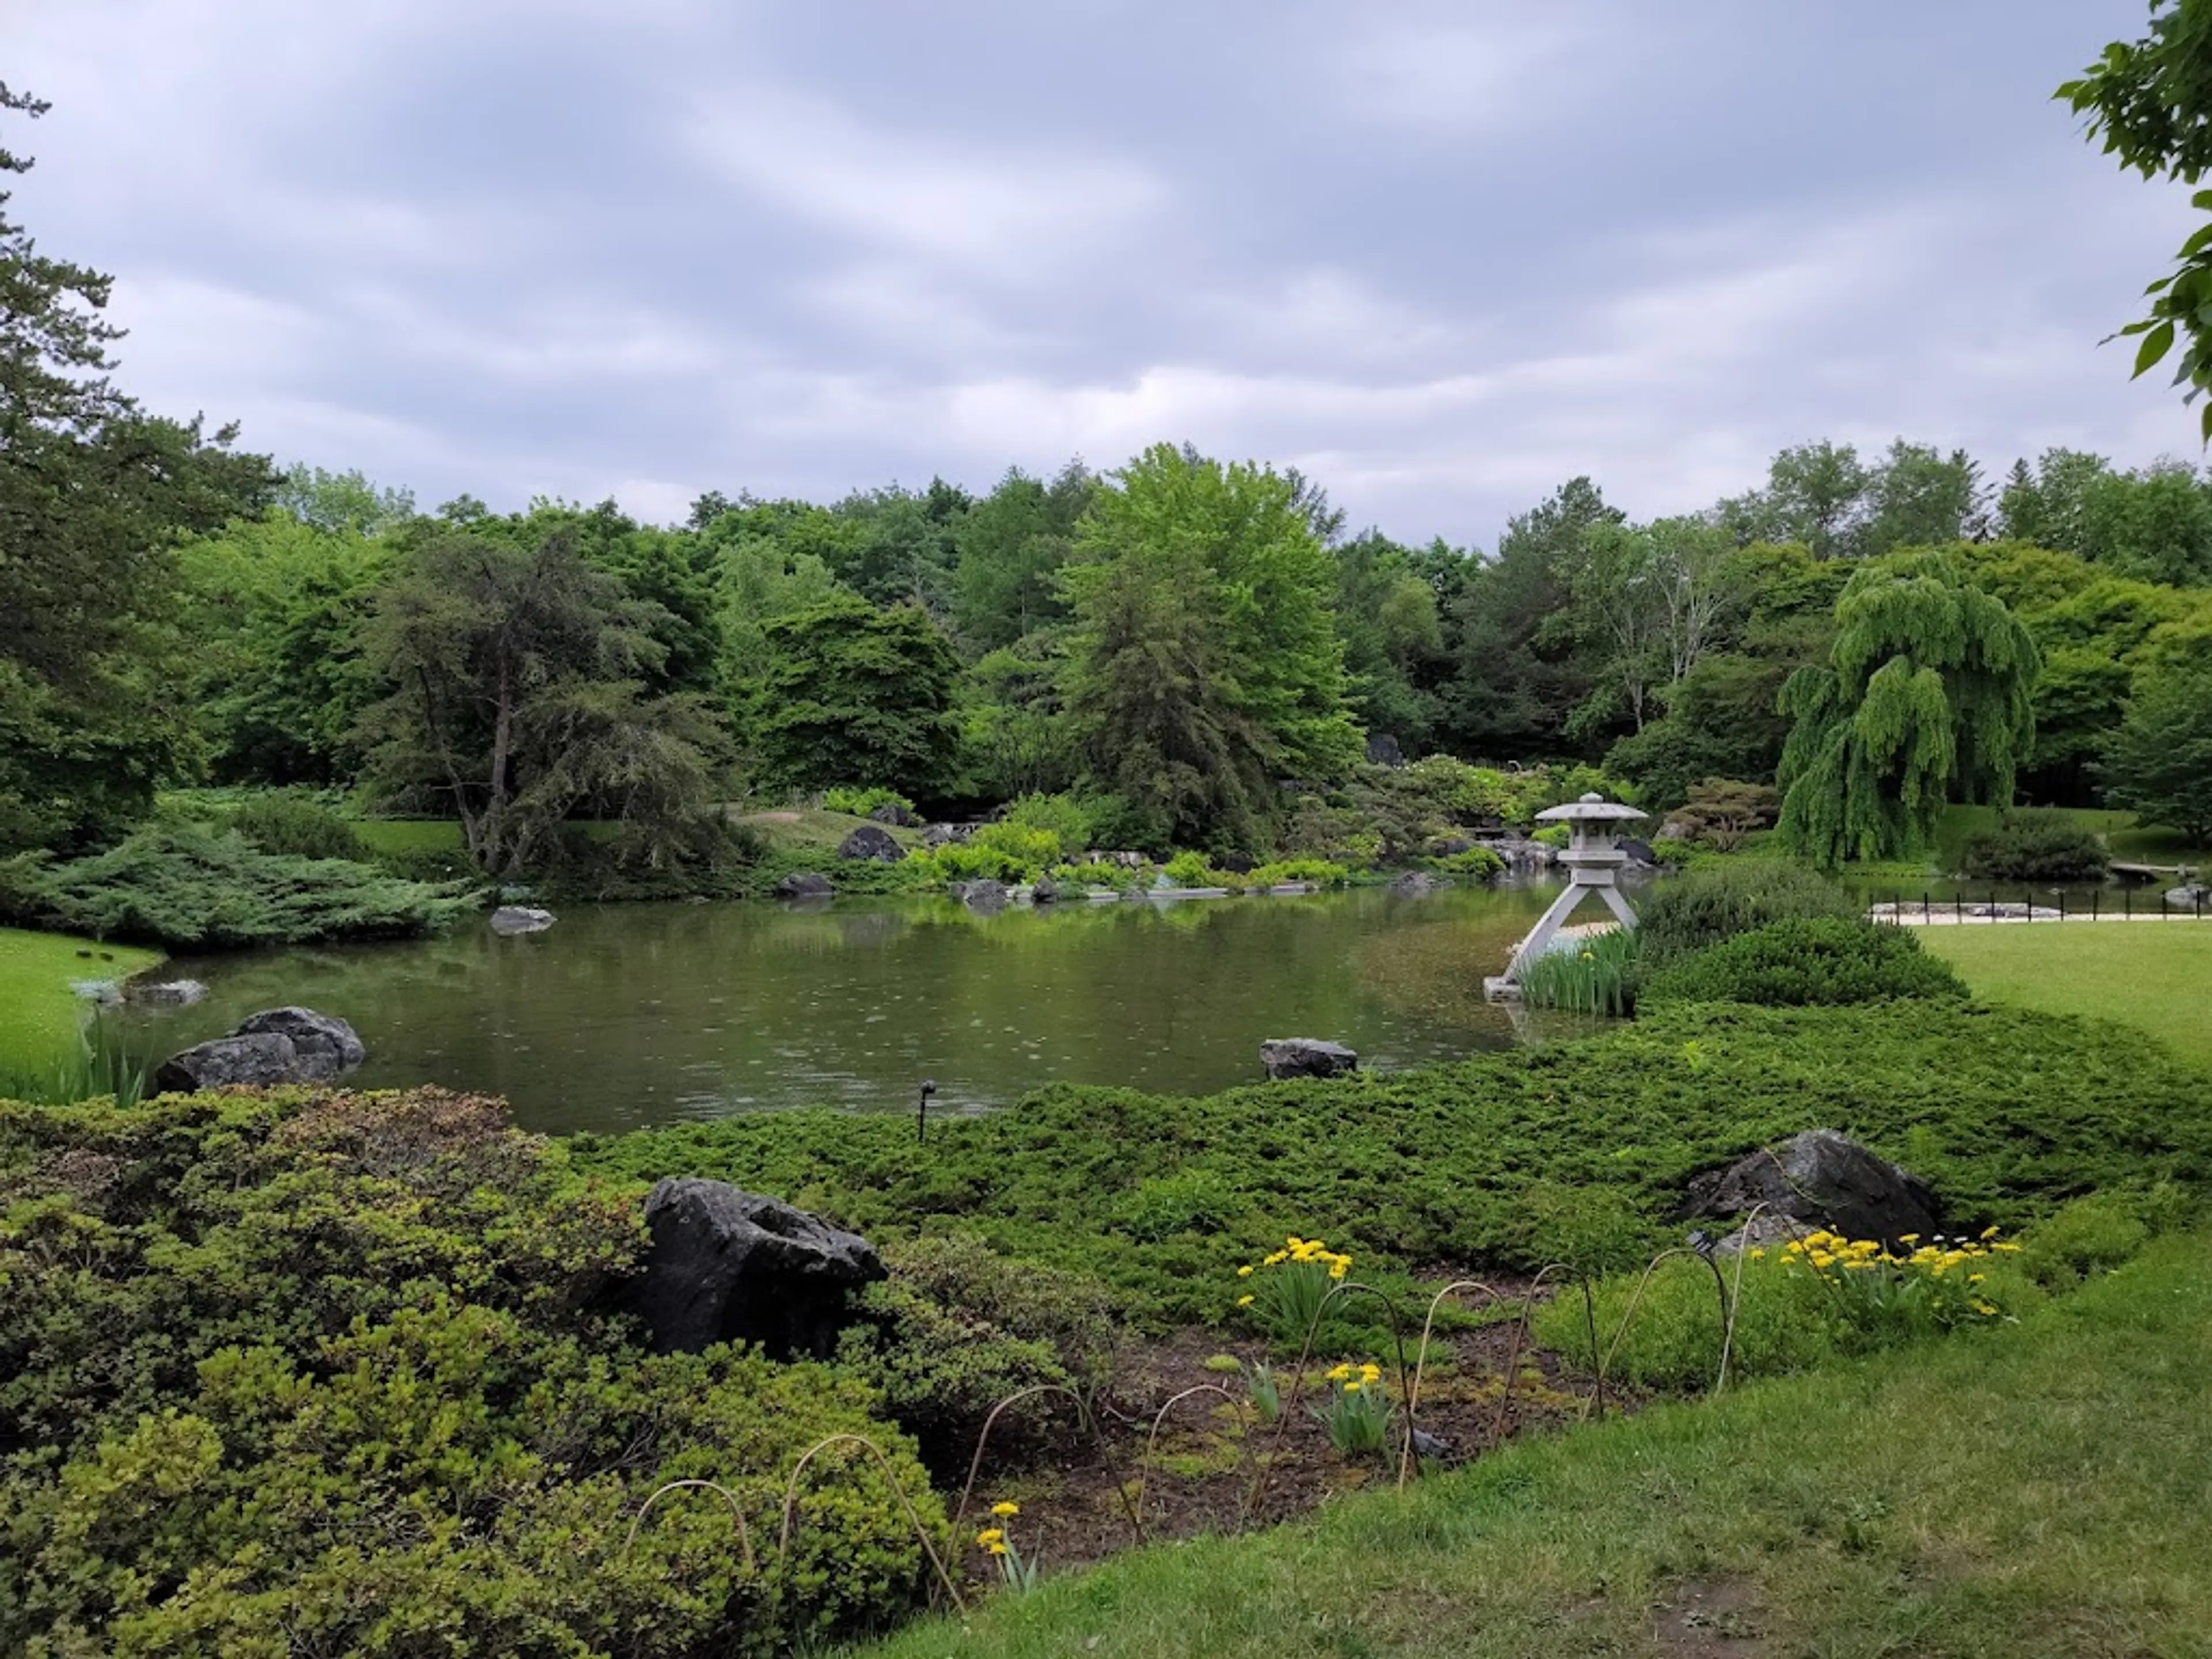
left=1776, top=550, right=2040, bottom=868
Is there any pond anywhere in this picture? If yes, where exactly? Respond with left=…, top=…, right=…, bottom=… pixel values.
left=99, top=882, right=1604, bottom=1134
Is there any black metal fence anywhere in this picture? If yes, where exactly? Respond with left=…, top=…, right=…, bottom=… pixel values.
left=1871, top=885, right=2209, bottom=923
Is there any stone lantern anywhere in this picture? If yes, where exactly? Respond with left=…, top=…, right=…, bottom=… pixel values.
left=1485, top=793, right=1649, bottom=998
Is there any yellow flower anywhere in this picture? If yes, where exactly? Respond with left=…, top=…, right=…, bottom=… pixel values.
left=1968, top=1272, right=1986, bottom=1284
left=1900, top=1233, right=1919, bottom=1244
left=975, top=1528, right=1004, bottom=1546
left=1237, top=1294, right=1254, bottom=1307
left=1980, top=1225, right=2001, bottom=1240
left=1237, top=1264, right=1254, bottom=1277
left=1972, top=1300, right=1997, bottom=1317
left=990, top=1501, right=1020, bottom=1518
left=1342, top=1378, right=1363, bottom=1393
left=1330, top=1262, right=1349, bottom=1279
left=1748, top=1247, right=1766, bottom=1261
left=1327, top=1363, right=1352, bottom=1381
left=988, top=1541, right=1010, bottom=1557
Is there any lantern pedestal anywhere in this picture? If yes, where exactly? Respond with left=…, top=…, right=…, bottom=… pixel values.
left=1484, top=794, right=1648, bottom=1001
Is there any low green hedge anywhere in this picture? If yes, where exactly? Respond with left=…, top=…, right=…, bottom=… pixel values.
left=1640, top=918, right=1965, bottom=1008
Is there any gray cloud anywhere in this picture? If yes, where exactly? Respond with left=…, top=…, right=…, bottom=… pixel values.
left=5, top=0, right=2199, bottom=545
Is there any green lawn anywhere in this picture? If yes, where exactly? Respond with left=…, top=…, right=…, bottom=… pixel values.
left=1923, top=923, right=2212, bottom=1070
left=0, top=926, right=162, bottom=1067
left=348, top=818, right=466, bottom=854
left=858, top=1232, right=2212, bottom=1659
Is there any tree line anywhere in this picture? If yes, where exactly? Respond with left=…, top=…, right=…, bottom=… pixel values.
left=9, top=76, right=2212, bottom=878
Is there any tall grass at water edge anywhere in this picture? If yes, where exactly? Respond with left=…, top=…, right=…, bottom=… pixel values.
left=0, top=1040, right=150, bottom=1108
left=1516, top=927, right=1640, bottom=1016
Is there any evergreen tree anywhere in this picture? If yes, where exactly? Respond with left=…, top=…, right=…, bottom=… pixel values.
left=1776, top=550, right=2040, bottom=866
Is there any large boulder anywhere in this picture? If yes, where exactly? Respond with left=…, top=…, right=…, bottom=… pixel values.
left=950, top=878, right=1007, bottom=911
left=156, top=1006, right=365, bottom=1093
left=1260, top=1038, right=1359, bottom=1081
left=1679, top=1129, right=1938, bottom=1250
left=631, top=1177, right=884, bottom=1359
left=922, top=823, right=973, bottom=848
left=1365, top=732, right=1404, bottom=767
left=869, top=802, right=921, bottom=828
left=489, top=905, right=556, bottom=935
left=837, top=824, right=906, bottom=863
left=774, top=871, right=835, bottom=899
left=1390, top=871, right=1438, bottom=897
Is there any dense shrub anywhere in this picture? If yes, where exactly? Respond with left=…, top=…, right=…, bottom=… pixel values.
left=837, top=1237, right=1119, bottom=1469
left=1958, top=811, right=2112, bottom=882
left=0, top=1089, right=941, bottom=1657
left=997, top=793, right=1096, bottom=855
left=823, top=785, right=916, bottom=819
left=1639, top=918, right=1967, bottom=1008
left=222, top=791, right=371, bottom=861
left=0, top=825, right=475, bottom=949
left=574, top=1002, right=2212, bottom=1321
left=1636, top=858, right=1860, bottom=967
left=1244, top=857, right=1353, bottom=889
left=1432, top=845, right=1506, bottom=880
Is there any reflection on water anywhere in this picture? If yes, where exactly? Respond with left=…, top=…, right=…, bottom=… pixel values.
left=101, top=884, right=1589, bottom=1134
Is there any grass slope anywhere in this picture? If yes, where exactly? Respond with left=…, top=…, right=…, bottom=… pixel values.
left=577, top=1002, right=2212, bottom=1319
left=0, top=926, right=160, bottom=1067
left=1925, top=923, right=2212, bottom=1071
left=857, top=1232, right=2212, bottom=1659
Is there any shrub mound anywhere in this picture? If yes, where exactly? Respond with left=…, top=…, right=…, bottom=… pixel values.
left=0, top=825, right=475, bottom=948
left=1959, top=811, right=2112, bottom=883
left=0, top=1088, right=941, bottom=1658
left=1641, top=918, right=1966, bottom=1008
left=1636, top=859, right=1860, bottom=966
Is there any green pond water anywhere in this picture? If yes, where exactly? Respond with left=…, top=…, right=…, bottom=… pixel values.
left=100, top=883, right=1600, bottom=1134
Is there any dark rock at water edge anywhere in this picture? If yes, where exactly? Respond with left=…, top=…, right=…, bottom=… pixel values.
left=156, top=1006, right=365, bottom=1093
left=1680, top=1128, right=1938, bottom=1251
left=1389, top=871, right=1437, bottom=897
left=950, top=877, right=1007, bottom=911
left=1619, top=838, right=1658, bottom=868
left=1260, top=1038, right=1359, bottom=1080
left=1031, top=874, right=1060, bottom=903
left=922, top=822, right=974, bottom=848
left=838, top=824, right=906, bottom=862
left=1426, top=834, right=1475, bottom=858
left=869, top=802, right=922, bottom=828
left=631, top=1177, right=885, bottom=1359
left=774, top=871, right=835, bottom=899
left=489, top=905, right=556, bottom=935
left=132, top=978, right=209, bottom=1006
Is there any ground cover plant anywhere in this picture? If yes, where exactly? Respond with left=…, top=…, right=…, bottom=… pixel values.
left=853, top=1232, right=2212, bottom=1659
left=575, top=1001, right=2212, bottom=1316
left=0, top=1087, right=945, bottom=1658
left=0, top=825, right=475, bottom=949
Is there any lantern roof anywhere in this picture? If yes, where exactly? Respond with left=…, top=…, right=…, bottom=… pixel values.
left=1534, top=792, right=1647, bottom=824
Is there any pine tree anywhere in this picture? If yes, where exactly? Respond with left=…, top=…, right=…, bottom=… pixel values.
left=1775, top=550, right=2040, bottom=866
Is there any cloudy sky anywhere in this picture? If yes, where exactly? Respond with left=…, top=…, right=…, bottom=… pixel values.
left=3, top=1, right=2198, bottom=546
